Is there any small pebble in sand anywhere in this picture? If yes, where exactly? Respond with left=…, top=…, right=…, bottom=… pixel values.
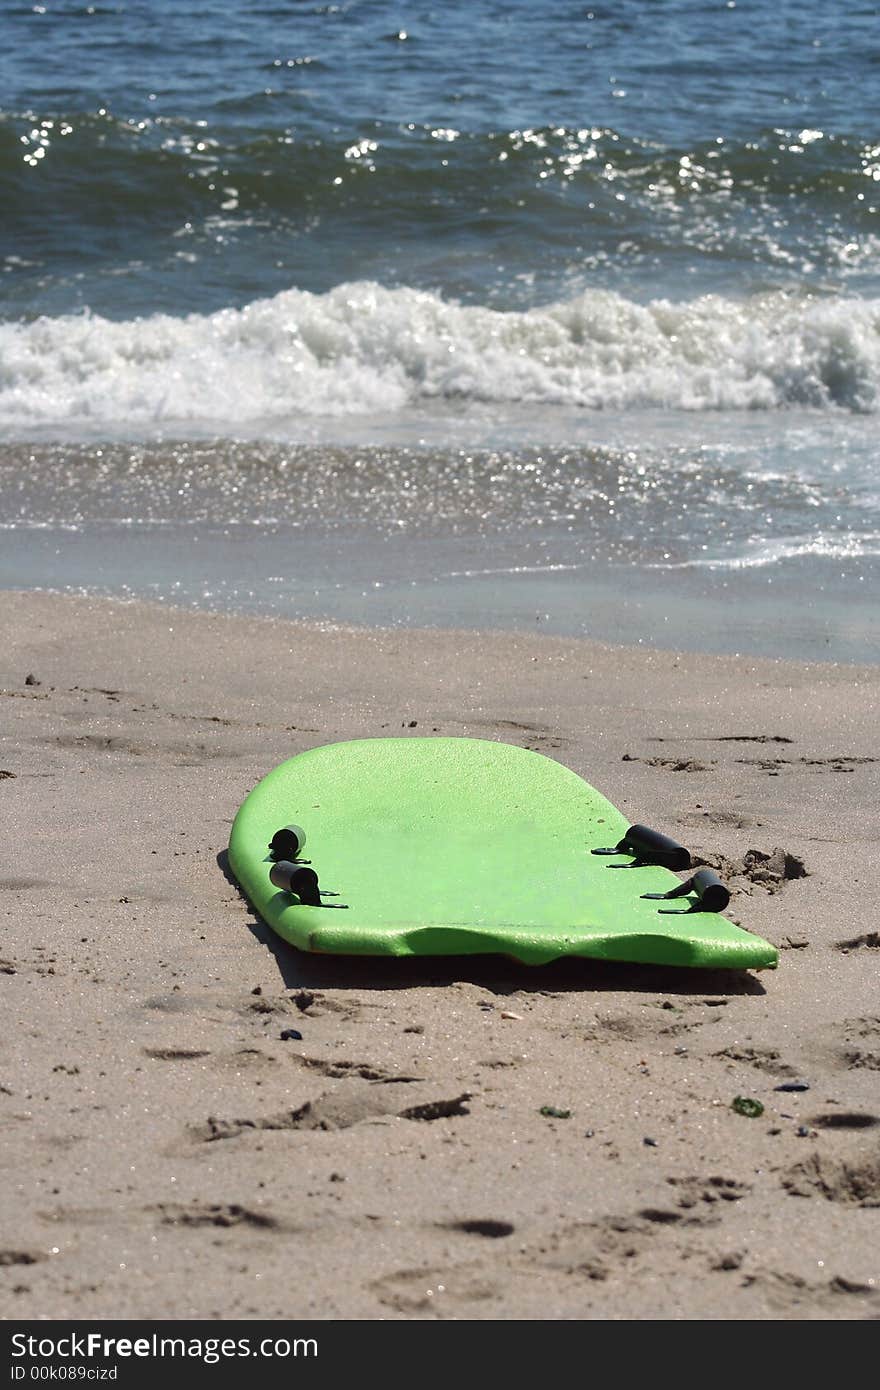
left=713, top=1252, right=744, bottom=1272
left=643, top=1137, right=658, bottom=1147
left=501, top=1010, right=523, bottom=1021
left=279, top=1028, right=303, bottom=1041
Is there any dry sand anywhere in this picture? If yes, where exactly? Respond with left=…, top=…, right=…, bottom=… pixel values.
left=1, top=590, right=878, bottom=1321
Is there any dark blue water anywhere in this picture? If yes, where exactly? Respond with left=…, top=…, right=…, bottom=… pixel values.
left=3, top=0, right=880, bottom=319
left=1, top=0, right=878, bottom=658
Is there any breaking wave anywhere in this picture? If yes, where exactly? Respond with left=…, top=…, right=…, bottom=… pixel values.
left=1, top=281, right=878, bottom=432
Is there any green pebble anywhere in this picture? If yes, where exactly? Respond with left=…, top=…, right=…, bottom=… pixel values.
left=731, top=1095, right=764, bottom=1118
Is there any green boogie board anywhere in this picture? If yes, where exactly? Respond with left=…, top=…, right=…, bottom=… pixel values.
left=229, top=738, right=778, bottom=971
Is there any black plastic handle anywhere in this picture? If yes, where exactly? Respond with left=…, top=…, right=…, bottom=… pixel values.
left=269, top=860, right=321, bottom=906
left=690, top=867, right=730, bottom=912
left=621, top=824, right=691, bottom=870
left=642, top=866, right=731, bottom=913
left=269, top=823, right=307, bottom=860
left=592, top=823, right=691, bottom=869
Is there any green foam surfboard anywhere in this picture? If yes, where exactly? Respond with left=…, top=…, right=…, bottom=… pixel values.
left=228, top=737, right=778, bottom=971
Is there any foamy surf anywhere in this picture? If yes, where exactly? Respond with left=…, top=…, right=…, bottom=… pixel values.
left=1, top=281, right=878, bottom=433
left=649, top=530, right=880, bottom=569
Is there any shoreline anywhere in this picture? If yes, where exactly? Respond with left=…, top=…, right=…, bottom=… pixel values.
left=5, top=583, right=880, bottom=672
left=2, top=429, right=878, bottom=667
left=1, top=590, right=878, bottom=1320
left=3, top=535, right=878, bottom=666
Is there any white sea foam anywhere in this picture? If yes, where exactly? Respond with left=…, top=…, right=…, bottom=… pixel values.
left=650, top=531, right=880, bottom=569
left=1, top=282, right=878, bottom=431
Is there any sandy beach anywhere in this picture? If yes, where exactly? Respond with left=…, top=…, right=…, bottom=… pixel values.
left=0, top=589, right=877, bottom=1320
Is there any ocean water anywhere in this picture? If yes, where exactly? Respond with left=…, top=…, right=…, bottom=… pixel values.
left=1, top=0, right=879, bottom=659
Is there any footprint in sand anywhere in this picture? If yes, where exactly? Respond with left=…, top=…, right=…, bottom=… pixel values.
left=713, top=1044, right=798, bottom=1077
left=156, top=1202, right=283, bottom=1231
left=736, top=1267, right=865, bottom=1315
left=782, top=1151, right=880, bottom=1206
left=191, top=1085, right=472, bottom=1141
left=666, top=1175, right=751, bottom=1209
left=834, top=932, right=880, bottom=953
left=838, top=1017, right=880, bottom=1070
left=371, top=1264, right=498, bottom=1313
left=292, top=1056, right=423, bottom=1083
